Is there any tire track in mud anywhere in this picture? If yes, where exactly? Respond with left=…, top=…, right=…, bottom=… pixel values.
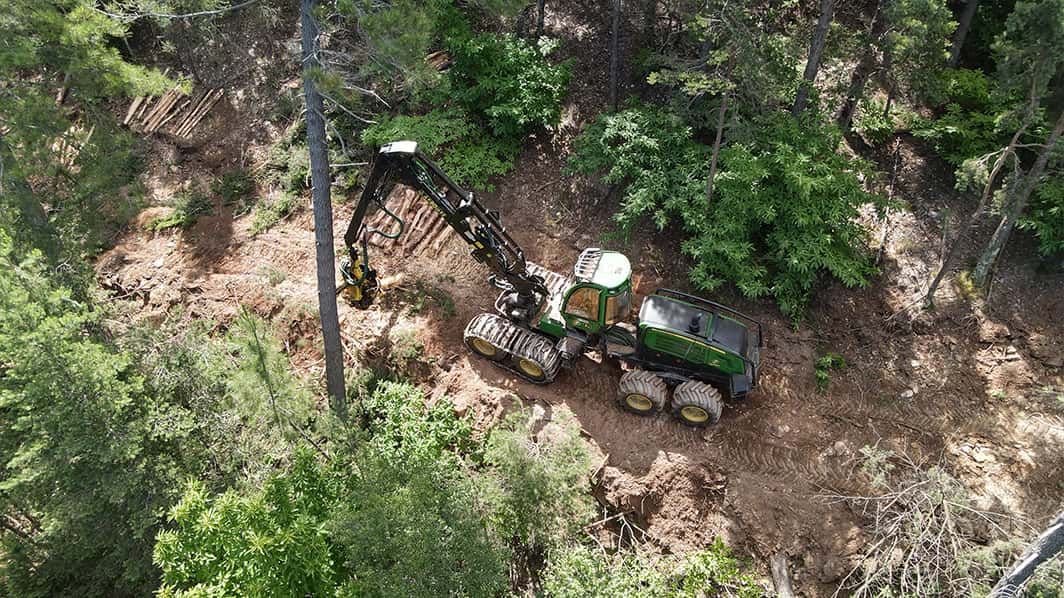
left=714, top=429, right=863, bottom=493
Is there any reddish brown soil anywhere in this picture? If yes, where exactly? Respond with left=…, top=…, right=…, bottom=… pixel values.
left=97, top=2, right=1064, bottom=595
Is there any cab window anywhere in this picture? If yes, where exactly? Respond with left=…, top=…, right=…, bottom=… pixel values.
left=603, top=289, right=631, bottom=325
left=564, top=287, right=600, bottom=320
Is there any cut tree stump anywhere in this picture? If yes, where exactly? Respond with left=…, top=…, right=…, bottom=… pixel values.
left=770, top=553, right=796, bottom=598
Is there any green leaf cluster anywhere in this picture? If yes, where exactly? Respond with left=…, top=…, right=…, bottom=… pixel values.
left=0, top=238, right=302, bottom=596
left=361, top=107, right=518, bottom=190
left=448, top=33, right=573, bottom=139
left=1019, top=176, right=1064, bottom=267
left=0, top=1, right=172, bottom=262
left=541, top=539, right=762, bottom=598
left=153, top=383, right=601, bottom=597
left=570, top=106, right=881, bottom=320
left=482, top=410, right=595, bottom=555
left=251, top=191, right=297, bottom=236
left=910, top=69, right=1012, bottom=166
left=361, top=27, right=569, bottom=190
left=149, top=189, right=214, bottom=230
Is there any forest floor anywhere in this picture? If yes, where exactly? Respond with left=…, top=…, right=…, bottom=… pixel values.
left=97, top=2, right=1064, bottom=595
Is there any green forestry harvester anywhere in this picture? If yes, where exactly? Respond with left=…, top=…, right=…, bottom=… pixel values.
left=339, top=141, right=763, bottom=426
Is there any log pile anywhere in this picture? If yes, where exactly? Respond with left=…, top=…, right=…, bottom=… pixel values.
left=362, top=188, right=455, bottom=258
left=123, top=86, right=225, bottom=137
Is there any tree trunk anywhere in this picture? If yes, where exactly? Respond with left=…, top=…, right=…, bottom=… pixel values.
left=536, top=0, right=545, bottom=37
left=838, top=55, right=873, bottom=133
left=706, top=93, right=728, bottom=206
left=793, top=0, right=834, bottom=116
left=949, top=0, right=980, bottom=68
left=924, top=97, right=1039, bottom=306
left=973, top=108, right=1064, bottom=288
left=838, top=2, right=885, bottom=134
left=643, top=0, right=656, bottom=46
left=990, top=510, right=1064, bottom=597
left=609, top=0, right=622, bottom=112
left=300, top=0, right=347, bottom=418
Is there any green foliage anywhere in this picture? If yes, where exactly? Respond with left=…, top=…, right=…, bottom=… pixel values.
left=386, top=328, right=426, bottom=369
left=251, top=191, right=297, bottom=236
left=881, top=0, right=956, bottom=102
left=643, top=1, right=796, bottom=117
left=0, top=1, right=171, bottom=261
left=361, top=107, right=518, bottom=190
left=570, top=106, right=881, bottom=319
left=404, top=280, right=457, bottom=318
left=992, top=0, right=1064, bottom=100
left=212, top=168, right=256, bottom=212
left=155, top=380, right=513, bottom=598
left=911, top=70, right=1009, bottom=166
left=226, top=309, right=316, bottom=458
left=854, top=99, right=897, bottom=145
left=154, top=449, right=342, bottom=598
left=330, top=451, right=507, bottom=598
left=482, top=410, right=594, bottom=553
left=150, top=189, right=214, bottom=230
left=448, top=33, right=572, bottom=139
left=815, top=352, right=847, bottom=392
left=0, top=236, right=271, bottom=596
left=362, top=107, right=474, bottom=155
left=1019, top=174, right=1064, bottom=265
left=542, top=540, right=762, bottom=598
left=0, top=235, right=160, bottom=596
left=437, top=135, right=519, bottom=191
left=356, top=380, right=475, bottom=461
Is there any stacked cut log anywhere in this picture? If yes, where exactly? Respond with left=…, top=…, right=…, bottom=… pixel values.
left=123, top=86, right=225, bottom=138
left=363, top=188, right=455, bottom=258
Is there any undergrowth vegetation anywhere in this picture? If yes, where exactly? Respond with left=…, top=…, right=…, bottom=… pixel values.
left=149, top=189, right=214, bottom=230
left=570, top=106, right=882, bottom=320
left=361, top=21, right=571, bottom=190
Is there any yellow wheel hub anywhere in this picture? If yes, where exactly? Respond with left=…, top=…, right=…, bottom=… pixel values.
left=517, top=358, right=544, bottom=378
left=680, top=405, right=710, bottom=423
left=471, top=338, right=497, bottom=357
left=625, top=393, right=654, bottom=412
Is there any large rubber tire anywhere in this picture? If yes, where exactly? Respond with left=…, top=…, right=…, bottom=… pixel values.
left=617, top=370, right=667, bottom=416
left=671, top=380, right=722, bottom=427
left=468, top=336, right=507, bottom=362
left=464, top=313, right=561, bottom=384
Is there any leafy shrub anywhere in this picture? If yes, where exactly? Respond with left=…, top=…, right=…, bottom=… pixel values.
left=362, top=107, right=474, bottom=155
left=362, top=107, right=519, bottom=190
left=154, top=449, right=345, bottom=598
left=330, top=452, right=507, bottom=598
left=448, top=33, right=572, bottom=138
left=264, top=121, right=310, bottom=194
left=911, top=69, right=1007, bottom=166
left=437, top=135, right=519, bottom=191
left=155, top=381, right=511, bottom=598
left=1019, top=175, right=1064, bottom=266
left=570, top=106, right=881, bottom=320
left=211, top=168, right=255, bottom=211
left=815, top=352, right=846, bottom=392
left=542, top=540, right=762, bottom=598
left=356, top=380, right=476, bottom=462
left=854, top=99, right=896, bottom=145
left=250, top=191, right=297, bottom=235
left=150, top=189, right=213, bottom=230
left=482, top=410, right=594, bottom=553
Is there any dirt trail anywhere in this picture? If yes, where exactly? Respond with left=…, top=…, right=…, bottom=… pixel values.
left=96, top=1, right=1064, bottom=595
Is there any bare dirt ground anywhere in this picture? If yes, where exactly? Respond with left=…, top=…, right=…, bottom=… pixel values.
left=97, top=2, right=1064, bottom=595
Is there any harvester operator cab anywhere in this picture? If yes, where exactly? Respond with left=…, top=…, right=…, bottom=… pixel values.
left=559, top=248, right=633, bottom=334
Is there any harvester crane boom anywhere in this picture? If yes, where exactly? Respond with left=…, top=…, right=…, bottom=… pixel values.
left=339, top=141, right=547, bottom=321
